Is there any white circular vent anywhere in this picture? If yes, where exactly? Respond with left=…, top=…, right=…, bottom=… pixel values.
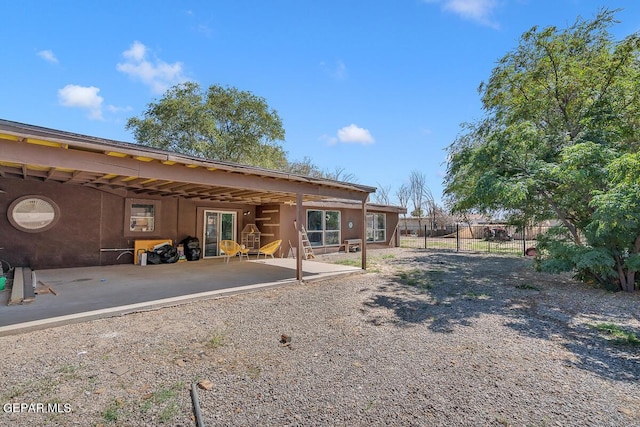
left=8, top=196, right=60, bottom=233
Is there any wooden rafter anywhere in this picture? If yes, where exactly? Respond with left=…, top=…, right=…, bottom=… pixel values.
left=0, top=123, right=374, bottom=206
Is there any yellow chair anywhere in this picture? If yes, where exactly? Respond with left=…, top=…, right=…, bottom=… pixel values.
left=219, top=240, right=249, bottom=263
left=257, top=239, right=282, bottom=259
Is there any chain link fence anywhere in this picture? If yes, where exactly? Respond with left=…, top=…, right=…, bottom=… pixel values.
left=399, top=224, right=549, bottom=256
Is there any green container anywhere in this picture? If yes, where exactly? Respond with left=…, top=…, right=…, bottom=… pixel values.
left=0, top=276, right=5, bottom=291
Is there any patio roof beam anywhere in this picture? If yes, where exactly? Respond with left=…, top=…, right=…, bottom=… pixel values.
left=1, top=139, right=372, bottom=203
left=45, top=167, right=58, bottom=181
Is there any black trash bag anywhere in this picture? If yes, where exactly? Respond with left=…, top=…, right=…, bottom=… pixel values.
left=180, top=236, right=201, bottom=261
left=187, top=247, right=201, bottom=261
left=153, top=244, right=179, bottom=264
left=182, top=236, right=200, bottom=250
left=161, top=247, right=179, bottom=264
left=146, top=251, right=162, bottom=265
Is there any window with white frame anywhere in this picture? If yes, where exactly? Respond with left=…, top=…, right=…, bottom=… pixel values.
left=124, top=198, right=161, bottom=237
left=366, top=213, right=386, bottom=242
left=307, top=210, right=341, bottom=246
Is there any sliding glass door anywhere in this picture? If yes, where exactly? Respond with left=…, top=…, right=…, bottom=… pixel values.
left=203, top=210, right=236, bottom=258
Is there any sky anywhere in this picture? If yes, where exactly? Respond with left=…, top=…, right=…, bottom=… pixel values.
left=2, top=1, right=640, bottom=206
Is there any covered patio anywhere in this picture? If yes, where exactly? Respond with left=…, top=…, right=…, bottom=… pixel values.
left=0, top=119, right=376, bottom=279
left=0, top=257, right=361, bottom=336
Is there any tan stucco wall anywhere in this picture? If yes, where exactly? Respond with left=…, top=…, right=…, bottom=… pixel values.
left=0, top=177, right=252, bottom=269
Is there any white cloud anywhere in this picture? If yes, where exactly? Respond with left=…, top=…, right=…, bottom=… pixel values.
left=320, top=134, right=339, bottom=145
left=320, top=60, right=348, bottom=80
left=329, top=124, right=375, bottom=145
left=122, top=40, right=146, bottom=62
left=424, top=0, right=499, bottom=28
left=196, top=24, right=213, bottom=37
left=37, top=49, right=58, bottom=64
left=106, top=105, right=133, bottom=113
left=117, top=41, right=187, bottom=94
left=57, top=84, right=104, bottom=120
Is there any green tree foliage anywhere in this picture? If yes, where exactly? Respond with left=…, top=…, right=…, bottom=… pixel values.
left=444, top=9, right=640, bottom=291
left=282, top=156, right=324, bottom=177
left=126, top=82, right=288, bottom=169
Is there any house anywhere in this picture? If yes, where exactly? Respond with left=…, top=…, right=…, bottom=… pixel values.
left=0, top=119, right=405, bottom=280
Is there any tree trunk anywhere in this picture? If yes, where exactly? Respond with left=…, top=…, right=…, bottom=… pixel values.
left=539, top=190, right=583, bottom=246
left=624, top=270, right=636, bottom=292
left=615, top=255, right=636, bottom=292
left=623, top=235, right=640, bottom=292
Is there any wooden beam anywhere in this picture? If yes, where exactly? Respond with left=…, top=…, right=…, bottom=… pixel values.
left=45, top=167, right=57, bottom=181
left=296, top=192, right=303, bottom=282
left=0, top=139, right=373, bottom=203
left=64, top=170, right=88, bottom=184
left=361, top=197, right=367, bottom=271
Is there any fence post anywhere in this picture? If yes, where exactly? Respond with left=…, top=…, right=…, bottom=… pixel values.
left=424, top=225, right=427, bottom=249
left=522, top=226, right=527, bottom=256
left=456, top=223, right=460, bottom=252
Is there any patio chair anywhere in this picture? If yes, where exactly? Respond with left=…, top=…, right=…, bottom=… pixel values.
left=219, top=240, right=249, bottom=263
left=256, top=239, right=282, bottom=259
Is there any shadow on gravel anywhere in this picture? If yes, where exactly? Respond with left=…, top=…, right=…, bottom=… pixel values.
left=363, top=249, right=640, bottom=383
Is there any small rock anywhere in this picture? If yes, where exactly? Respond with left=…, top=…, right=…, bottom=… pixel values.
left=110, top=366, right=130, bottom=376
left=280, top=334, right=291, bottom=344
left=618, top=407, right=635, bottom=417
left=198, top=379, right=214, bottom=390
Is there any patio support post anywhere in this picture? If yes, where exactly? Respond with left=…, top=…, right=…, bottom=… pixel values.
left=361, top=197, right=367, bottom=270
left=296, top=192, right=303, bottom=282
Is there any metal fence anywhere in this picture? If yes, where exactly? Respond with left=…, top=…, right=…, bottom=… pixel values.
left=399, top=224, right=549, bottom=256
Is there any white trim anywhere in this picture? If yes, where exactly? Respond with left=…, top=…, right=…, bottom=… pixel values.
left=202, top=210, right=237, bottom=258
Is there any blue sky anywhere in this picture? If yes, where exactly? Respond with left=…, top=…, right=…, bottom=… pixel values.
left=2, top=1, right=639, bottom=206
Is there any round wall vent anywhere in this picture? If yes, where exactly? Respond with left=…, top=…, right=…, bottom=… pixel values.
left=8, top=195, right=60, bottom=233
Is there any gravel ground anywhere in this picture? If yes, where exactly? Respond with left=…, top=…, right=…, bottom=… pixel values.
left=1, top=248, right=639, bottom=427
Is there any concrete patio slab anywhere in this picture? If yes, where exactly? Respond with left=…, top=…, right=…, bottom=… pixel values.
left=0, top=258, right=361, bottom=336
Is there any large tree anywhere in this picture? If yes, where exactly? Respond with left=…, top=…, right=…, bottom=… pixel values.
left=409, top=171, right=435, bottom=235
left=444, top=9, right=640, bottom=291
left=396, top=183, right=411, bottom=236
left=126, top=82, right=288, bottom=169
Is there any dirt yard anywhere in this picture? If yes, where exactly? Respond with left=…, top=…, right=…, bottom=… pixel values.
left=1, top=248, right=639, bottom=426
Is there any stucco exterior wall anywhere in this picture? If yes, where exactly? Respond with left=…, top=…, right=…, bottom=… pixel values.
left=1, top=175, right=399, bottom=269
left=1, top=178, right=104, bottom=269
left=276, top=203, right=400, bottom=257
left=0, top=177, right=253, bottom=269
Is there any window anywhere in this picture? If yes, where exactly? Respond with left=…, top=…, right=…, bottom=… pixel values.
left=125, top=199, right=161, bottom=236
left=307, top=210, right=341, bottom=246
left=366, top=213, right=386, bottom=242
left=8, top=196, right=60, bottom=233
